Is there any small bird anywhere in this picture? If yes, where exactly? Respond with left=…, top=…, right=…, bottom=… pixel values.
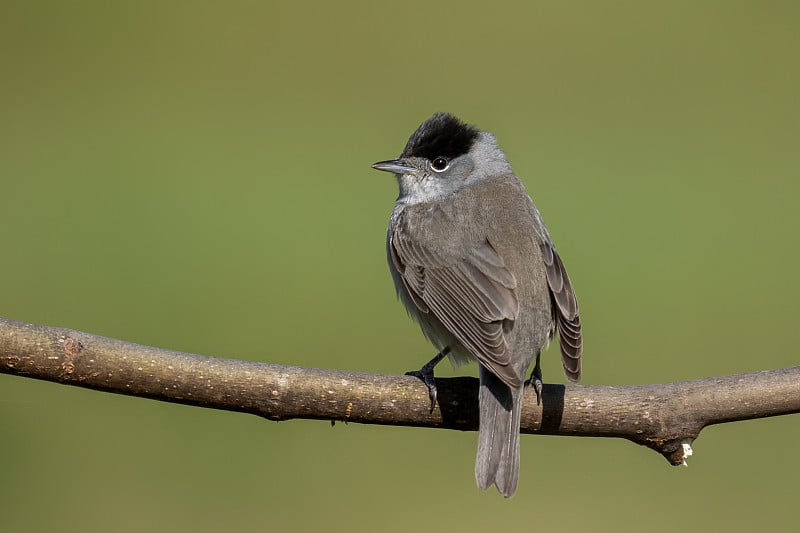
left=372, top=112, right=582, bottom=498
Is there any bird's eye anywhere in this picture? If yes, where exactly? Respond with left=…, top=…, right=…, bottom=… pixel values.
left=431, top=157, right=450, bottom=172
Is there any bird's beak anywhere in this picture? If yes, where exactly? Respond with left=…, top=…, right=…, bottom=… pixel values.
left=371, top=159, right=416, bottom=175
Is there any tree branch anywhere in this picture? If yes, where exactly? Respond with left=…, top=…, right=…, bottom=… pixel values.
left=1, top=316, right=798, bottom=465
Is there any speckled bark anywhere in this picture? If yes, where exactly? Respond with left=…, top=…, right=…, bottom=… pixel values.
left=2, top=316, right=798, bottom=464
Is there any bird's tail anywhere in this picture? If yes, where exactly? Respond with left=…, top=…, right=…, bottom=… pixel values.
left=475, top=365, right=523, bottom=498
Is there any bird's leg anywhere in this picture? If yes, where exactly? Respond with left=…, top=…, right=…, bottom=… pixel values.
left=405, top=346, right=451, bottom=413
left=527, top=351, right=543, bottom=405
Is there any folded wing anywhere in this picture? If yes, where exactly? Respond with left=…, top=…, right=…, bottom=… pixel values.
left=390, top=229, right=522, bottom=388
left=539, top=240, right=582, bottom=382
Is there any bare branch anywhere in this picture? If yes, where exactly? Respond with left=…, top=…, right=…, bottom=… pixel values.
left=1, top=316, right=798, bottom=465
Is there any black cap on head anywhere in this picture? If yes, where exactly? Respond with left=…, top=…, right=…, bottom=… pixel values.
left=400, top=112, right=480, bottom=161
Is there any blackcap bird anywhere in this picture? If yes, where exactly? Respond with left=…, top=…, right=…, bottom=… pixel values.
left=372, top=112, right=582, bottom=498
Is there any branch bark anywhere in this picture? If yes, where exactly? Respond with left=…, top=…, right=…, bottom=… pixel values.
left=1, top=316, right=798, bottom=465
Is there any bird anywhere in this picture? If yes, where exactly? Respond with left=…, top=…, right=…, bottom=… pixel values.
left=371, top=112, right=582, bottom=498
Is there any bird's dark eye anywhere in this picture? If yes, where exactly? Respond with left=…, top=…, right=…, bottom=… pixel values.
left=431, top=157, right=449, bottom=172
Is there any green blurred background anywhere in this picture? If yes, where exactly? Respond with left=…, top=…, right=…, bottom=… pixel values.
left=2, top=1, right=799, bottom=531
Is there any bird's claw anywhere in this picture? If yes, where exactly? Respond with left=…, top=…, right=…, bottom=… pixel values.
left=405, top=347, right=449, bottom=414
left=405, top=367, right=438, bottom=413
left=531, top=377, right=543, bottom=406
left=527, top=355, right=543, bottom=405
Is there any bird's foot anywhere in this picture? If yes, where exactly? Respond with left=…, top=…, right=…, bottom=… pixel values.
left=526, top=355, right=543, bottom=405
left=405, top=347, right=450, bottom=413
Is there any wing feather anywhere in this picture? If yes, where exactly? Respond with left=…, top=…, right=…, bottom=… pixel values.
left=540, top=240, right=582, bottom=382
left=391, top=228, right=522, bottom=388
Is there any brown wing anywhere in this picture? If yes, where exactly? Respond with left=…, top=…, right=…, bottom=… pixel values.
left=390, top=229, right=522, bottom=387
left=539, top=240, right=582, bottom=382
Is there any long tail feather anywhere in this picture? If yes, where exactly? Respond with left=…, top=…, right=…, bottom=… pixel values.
left=475, top=365, right=523, bottom=498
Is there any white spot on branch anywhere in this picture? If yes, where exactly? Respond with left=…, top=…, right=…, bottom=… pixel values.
left=681, top=440, right=694, bottom=466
